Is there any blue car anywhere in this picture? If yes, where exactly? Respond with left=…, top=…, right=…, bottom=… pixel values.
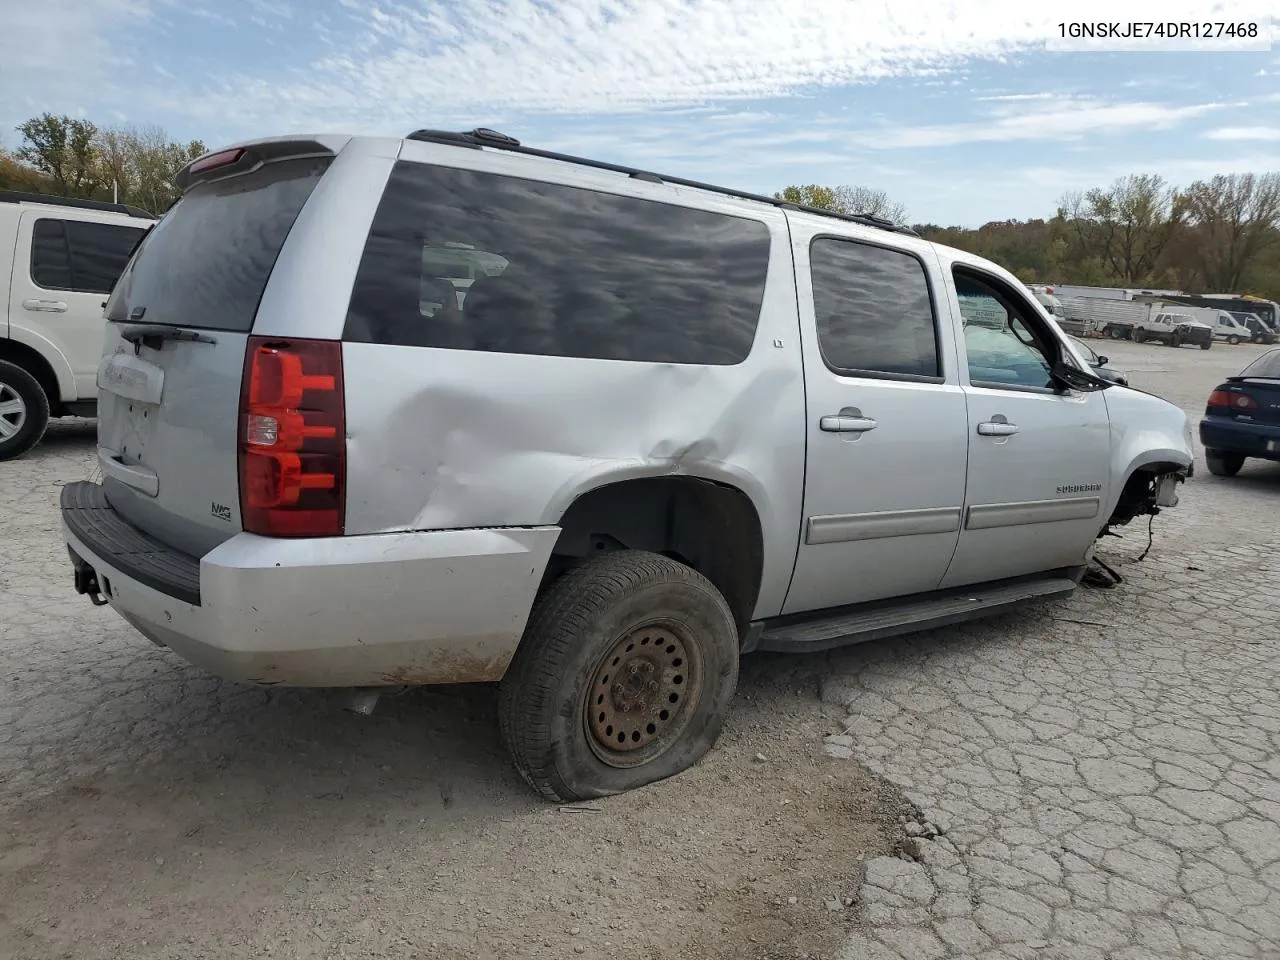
left=1199, top=348, right=1280, bottom=476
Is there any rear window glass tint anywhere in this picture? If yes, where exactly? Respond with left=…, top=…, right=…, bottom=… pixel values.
left=106, top=157, right=330, bottom=331
left=1240, top=350, right=1280, bottom=379
left=809, top=238, right=940, bottom=378
left=30, top=219, right=74, bottom=289
left=344, top=161, right=772, bottom=364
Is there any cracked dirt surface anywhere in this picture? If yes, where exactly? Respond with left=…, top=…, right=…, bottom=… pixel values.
left=2, top=338, right=1279, bottom=959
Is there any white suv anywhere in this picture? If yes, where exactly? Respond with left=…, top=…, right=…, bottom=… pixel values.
left=0, top=191, right=153, bottom=459
left=60, top=131, right=1193, bottom=801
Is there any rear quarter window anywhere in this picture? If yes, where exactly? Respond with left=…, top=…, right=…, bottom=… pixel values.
left=106, top=156, right=331, bottom=331
left=31, top=218, right=146, bottom=294
left=344, top=161, right=773, bottom=364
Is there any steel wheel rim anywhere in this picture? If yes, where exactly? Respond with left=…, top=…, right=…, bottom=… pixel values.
left=584, top=621, right=704, bottom=769
left=0, top=384, right=26, bottom=440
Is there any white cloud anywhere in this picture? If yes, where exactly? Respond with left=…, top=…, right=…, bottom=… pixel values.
left=861, top=97, right=1227, bottom=149
left=975, top=93, right=1061, bottom=102
left=0, top=0, right=153, bottom=138
left=167, top=0, right=1277, bottom=130
left=1205, top=126, right=1280, bottom=141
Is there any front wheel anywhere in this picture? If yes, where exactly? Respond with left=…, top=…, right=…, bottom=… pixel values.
left=499, top=550, right=740, bottom=802
left=1171, top=333, right=1183, bottom=348
left=0, top=360, right=51, bottom=461
left=1227, top=335, right=1241, bottom=345
left=1205, top=450, right=1245, bottom=477
left=1200, top=340, right=1212, bottom=351
left=1133, top=328, right=1147, bottom=343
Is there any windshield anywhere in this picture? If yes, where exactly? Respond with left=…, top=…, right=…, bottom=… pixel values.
left=1239, top=350, right=1280, bottom=380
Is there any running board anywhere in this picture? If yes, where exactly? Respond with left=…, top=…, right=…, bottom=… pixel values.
left=755, top=576, right=1077, bottom=654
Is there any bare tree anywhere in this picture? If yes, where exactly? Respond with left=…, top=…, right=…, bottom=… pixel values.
left=1059, top=174, right=1187, bottom=284
left=775, top=184, right=908, bottom=224
left=93, top=125, right=207, bottom=213
left=1183, top=173, right=1280, bottom=291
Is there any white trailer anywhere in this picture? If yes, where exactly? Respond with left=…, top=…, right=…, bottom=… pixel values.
left=1049, top=284, right=1185, bottom=302
left=1059, top=297, right=1214, bottom=349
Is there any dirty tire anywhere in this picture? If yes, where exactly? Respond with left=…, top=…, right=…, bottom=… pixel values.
left=0, top=360, right=50, bottom=462
left=1205, top=450, right=1245, bottom=477
left=499, top=550, right=739, bottom=803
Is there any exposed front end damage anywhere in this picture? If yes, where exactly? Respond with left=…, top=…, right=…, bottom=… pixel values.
left=1103, top=464, right=1187, bottom=533
left=1099, top=383, right=1195, bottom=539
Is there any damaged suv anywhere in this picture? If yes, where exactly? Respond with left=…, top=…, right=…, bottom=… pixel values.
left=61, top=130, right=1192, bottom=802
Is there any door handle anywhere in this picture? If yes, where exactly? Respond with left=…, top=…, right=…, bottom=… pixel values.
left=820, top=407, right=878, bottom=433
left=977, top=418, right=1018, bottom=436
left=23, top=299, right=68, bottom=313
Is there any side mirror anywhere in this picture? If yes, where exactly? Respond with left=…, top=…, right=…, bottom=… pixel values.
left=1096, top=354, right=1109, bottom=365
left=1051, top=361, right=1112, bottom=392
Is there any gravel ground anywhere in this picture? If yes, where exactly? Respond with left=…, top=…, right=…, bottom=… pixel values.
left=1, top=337, right=1277, bottom=960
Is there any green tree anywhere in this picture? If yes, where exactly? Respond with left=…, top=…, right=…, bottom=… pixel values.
left=1058, top=174, right=1187, bottom=285
left=16, top=113, right=100, bottom=197
left=775, top=184, right=908, bottom=224
left=1183, top=173, right=1280, bottom=292
left=0, top=149, right=51, bottom=192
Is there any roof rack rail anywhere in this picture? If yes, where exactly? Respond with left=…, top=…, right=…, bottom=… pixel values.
left=405, top=128, right=919, bottom=237
left=0, top=189, right=154, bottom=219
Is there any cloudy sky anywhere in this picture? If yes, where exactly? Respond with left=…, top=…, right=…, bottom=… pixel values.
left=4, top=0, right=1278, bottom=226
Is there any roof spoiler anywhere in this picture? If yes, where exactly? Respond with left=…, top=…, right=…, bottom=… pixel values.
left=173, top=138, right=339, bottom=194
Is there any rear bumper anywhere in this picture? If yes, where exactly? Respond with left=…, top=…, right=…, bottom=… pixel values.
left=1199, top=417, right=1280, bottom=459
left=61, top=481, right=559, bottom=687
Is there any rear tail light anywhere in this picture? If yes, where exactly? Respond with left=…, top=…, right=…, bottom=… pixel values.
left=238, top=337, right=345, bottom=537
left=1207, top=388, right=1258, bottom=412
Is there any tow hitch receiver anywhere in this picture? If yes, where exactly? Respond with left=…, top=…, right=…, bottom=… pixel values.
left=68, top=547, right=110, bottom=606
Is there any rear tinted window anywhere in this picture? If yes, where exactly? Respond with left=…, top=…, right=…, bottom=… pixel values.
left=106, top=157, right=330, bottom=331
left=809, top=238, right=940, bottom=378
left=1240, top=350, right=1280, bottom=379
left=31, top=218, right=146, bottom=294
left=344, top=161, right=772, bottom=364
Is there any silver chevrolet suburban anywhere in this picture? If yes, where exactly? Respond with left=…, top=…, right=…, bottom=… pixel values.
left=61, top=129, right=1193, bottom=802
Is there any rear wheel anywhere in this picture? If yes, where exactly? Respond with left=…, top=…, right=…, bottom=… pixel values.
left=1200, top=340, right=1212, bottom=351
left=1205, top=450, right=1245, bottom=477
left=0, top=360, right=50, bottom=462
left=500, top=550, right=740, bottom=802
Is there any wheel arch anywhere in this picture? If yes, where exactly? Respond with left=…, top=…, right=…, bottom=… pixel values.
left=0, top=337, right=65, bottom=413
left=543, top=474, right=768, bottom=641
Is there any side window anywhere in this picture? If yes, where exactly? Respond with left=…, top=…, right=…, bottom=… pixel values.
left=809, top=238, right=940, bottom=379
left=30, top=218, right=145, bottom=294
left=345, top=161, right=773, bottom=364
left=955, top=269, right=1057, bottom=390
left=64, top=221, right=147, bottom=294
left=31, top=219, right=74, bottom=289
